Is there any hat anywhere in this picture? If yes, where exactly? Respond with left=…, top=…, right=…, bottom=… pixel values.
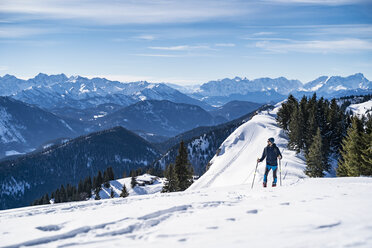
left=268, top=137, right=275, bottom=143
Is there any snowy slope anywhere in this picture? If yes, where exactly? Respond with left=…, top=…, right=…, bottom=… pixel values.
left=347, top=99, right=372, bottom=117
left=189, top=103, right=307, bottom=190
left=1, top=177, right=371, bottom=248
left=97, top=174, right=165, bottom=200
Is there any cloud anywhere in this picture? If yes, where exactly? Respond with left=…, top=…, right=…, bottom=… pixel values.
left=0, top=0, right=249, bottom=25
left=0, top=26, right=51, bottom=38
left=215, top=43, right=236, bottom=47
left=265, top=0, right=369, bottom=5
left=134, top=53, right=184, bottom=57
left=252, top=32, right=276, bottom=36
left=0, top=66, right=9, bottom=71
left=255, top=39, right=372, bottom=53
left=135, top=35, right=156, bottom=41
left=148, top=45, right=214, bottom=51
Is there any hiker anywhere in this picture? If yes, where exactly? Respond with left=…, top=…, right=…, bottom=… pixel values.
left=257, top=137, right=282, bottom=187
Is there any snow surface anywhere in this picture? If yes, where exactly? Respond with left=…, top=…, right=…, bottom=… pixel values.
left=97, top=174, right=165, bottom=200
left=1, top=105, right=371, bottom=247
left=1, top=177, right=371, bottom=248
left=189, top=104, right=306, bottom=190
left=347, top=100, right=372, bottom=117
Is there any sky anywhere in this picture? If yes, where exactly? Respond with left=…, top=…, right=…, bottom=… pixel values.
left=0, top=0, right=372, bottom=85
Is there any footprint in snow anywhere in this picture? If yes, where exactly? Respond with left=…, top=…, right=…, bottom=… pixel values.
left=226, top=218, right=236, bottom=222
left=178, top=238, right=187, bottom=242
left=36, top=224, right=63, bottom=232
left=207, top=226, right=219, bottom=230
left=316, top=221, right=341, bottom=229
left=280, top=202, right=290, bottom=206
left=246, top=209, right=258, bottom=214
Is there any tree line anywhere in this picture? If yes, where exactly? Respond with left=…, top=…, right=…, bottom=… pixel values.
left=31, top=166, right=130, bottom=206
left=277, top=94, right=371, bottom=177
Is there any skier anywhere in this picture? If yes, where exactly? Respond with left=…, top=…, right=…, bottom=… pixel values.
left=257, top=137, right=282, bottom=187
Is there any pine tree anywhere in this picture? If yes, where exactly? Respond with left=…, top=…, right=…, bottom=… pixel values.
left=131, top=176, right=137, bottom=188
left=288, top=105, right=303, bottom=152
left=174, top=141, right=194, bottom=191
left=120, top=184, right=129, bottom=198
left=94, top=187, right=101, bottom=200
left=110, top=187, right=115, bottom=198
left=276, top=94, right=298, bottom=131
left=360, top=116, right=372, bottom=175
left=96, top=171, right=103, bottom=189
left=162, top=163, right=179, bottom=193
left=337, top=117, right=364, bottom=176
left=305, top=128, right=326, bottom=177
left=42, top=194, right=50, bottom=205
left=60, top=185, right=67, bottom=202
left=108, top=167, right=115, bottom=180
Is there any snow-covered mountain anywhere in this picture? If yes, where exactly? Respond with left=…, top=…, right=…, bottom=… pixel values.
left=189, top=103, right=306, bottom=190
left=176, top=73, right=371, bottom=106
left=347, top=99, right=372, bottom=117
left=0, top=126, right=161, bottom=210
left=0, top=73, right=212, bottom=110
left=297, top=73, right=372, bottom=98
left=0, top=96, right=83, bottom=158
left=1, top=103, right=371, bottom=247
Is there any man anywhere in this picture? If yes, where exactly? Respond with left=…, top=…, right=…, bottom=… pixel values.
left=257, top=137, right=282, bottom=187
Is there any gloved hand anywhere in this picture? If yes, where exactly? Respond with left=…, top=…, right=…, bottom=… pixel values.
left=257, top=158, right=260, bottom=163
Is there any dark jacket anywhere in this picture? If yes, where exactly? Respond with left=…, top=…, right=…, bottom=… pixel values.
left=259, top=144, right=282, bottom=166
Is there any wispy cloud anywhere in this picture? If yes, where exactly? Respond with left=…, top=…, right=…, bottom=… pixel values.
left=134, top=54, right=185, bottom=58
left=135, top=35, right=156, bottom=41
left=149, top=45, right=214, bottom=51
left=265, top=0, right=369, bottom=5
left=255, top=39, right=372, bottom=53
left=0, top=26, right=51, bottom=38
left=252, top=32, right=276, bottom=36
left=215, top=43, right=236, bottom=47
left=0, top=0, right=249, bottom=25
left=0, top=66, right=9, bottom=71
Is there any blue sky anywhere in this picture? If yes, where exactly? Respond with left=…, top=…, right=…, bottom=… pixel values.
left=0, top=0, right=371, bottom=85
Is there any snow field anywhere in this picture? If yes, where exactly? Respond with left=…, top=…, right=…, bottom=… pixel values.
left=0, top=177, right=371, bottom=247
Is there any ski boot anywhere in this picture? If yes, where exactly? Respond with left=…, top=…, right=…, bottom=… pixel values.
left=272, top=183, right=276, bottom=187
left=263, top=182, right=267, bottom=188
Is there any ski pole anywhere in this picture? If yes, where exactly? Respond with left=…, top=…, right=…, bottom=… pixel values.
left=279, top=149, right=284, bottom=186
left=251, top=161, right=259, bottom=189
left=279, top=158, right=282, bottom=186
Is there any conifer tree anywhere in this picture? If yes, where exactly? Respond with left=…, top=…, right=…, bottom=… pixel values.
left=162, top=163, right=179, bottom=193
left=96, top=171, right=103, bottom=188
left=305, top=128, right=326, bottom=177
left=60, top=185, right=67, bottom=202
left=120, top=184, right=129, bottom=198
left=94, top=187, right=101, bottom=200
left=108, top=167, right=115, bottom=180
left=110, top=187, right=115, bottom=198
left=131, top=176, right=137, bottom=188
left=360, top=127, right=372, bottom=175
left=288, top=105, right=304, bottom=152
left=276, top=94, right=298, bottom=131
left=337, top=117, right=364, bottom=176
left=174, top=141, right=194, bottom=191
left=42, top=194, right=50, bottom=205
